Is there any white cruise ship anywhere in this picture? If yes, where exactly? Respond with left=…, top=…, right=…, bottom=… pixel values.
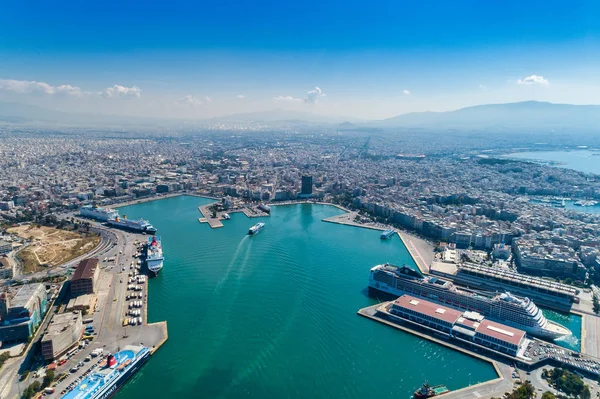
left=80, top=205, right=119, bottom=222
left=369, top=263, right=571, bottom=340
left=145, top=236, right=164, bottom=275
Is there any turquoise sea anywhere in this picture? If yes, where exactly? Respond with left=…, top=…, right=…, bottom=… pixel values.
left=113, top=195, right=498, bottom=399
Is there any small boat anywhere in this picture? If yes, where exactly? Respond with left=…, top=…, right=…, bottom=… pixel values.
left=222, top=213, right=231, bottom=220
left=414, top=382, right=449, bottom=398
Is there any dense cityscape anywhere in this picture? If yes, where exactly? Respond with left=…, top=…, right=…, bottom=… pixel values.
left=2, top=1, right=600, bottom=399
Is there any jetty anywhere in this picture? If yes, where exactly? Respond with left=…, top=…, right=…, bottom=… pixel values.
left=198, top=204, right=224, bottom=228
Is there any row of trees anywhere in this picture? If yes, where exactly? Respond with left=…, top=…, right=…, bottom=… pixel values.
left=545, top=367, right=591, bottom=399
left=21, top=370, right=55, bottom=399
left=593, top=293, right=599, bottom=314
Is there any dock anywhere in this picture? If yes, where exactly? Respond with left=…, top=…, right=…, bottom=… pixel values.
left=359, top=302, right=600, bottom=398
left=198, top=204, right=224, bottom=228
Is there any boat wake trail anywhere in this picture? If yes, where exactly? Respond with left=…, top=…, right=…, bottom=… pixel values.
left=213, top=235, right=249, bottom=293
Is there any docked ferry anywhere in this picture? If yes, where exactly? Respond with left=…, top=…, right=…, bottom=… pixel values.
left=61, top=345, right=150, bottom=399
left=80, top=205, right=119, bottom=222
left=380, top=229, right=395, bottom=239
left=369, top=263, right=571, bottom=340
left=145, top=236, right=164, bottom=275
left=107, top=215, right=157, bottom=234
left=258, top=203, right=271, bottom=214
left=248, top=222, right=265, bottom=235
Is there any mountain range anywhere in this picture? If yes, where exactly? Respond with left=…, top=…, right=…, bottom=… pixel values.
left=1, top=100, right=599, bottom=130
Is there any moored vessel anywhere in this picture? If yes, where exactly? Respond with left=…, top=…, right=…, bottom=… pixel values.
left=369, top=263, right=571, bottom=340
left=258, top=203, right=271, bottom=213
left=145, top=236, right=164, bottom=275
left=413, top=382, right=449, bottom=398
left=380, top=229, right=395, bottom=239
left=60, top=345, right=150, bottom=399
left=248, top=222, right=265, bottom=235
left=107, top=215, right=157, bottom=234
left=80, top=205, right=119, bottom=222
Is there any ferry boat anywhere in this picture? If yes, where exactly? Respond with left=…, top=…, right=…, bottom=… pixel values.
left=107, top=215, right=157, bottom=234
left=414, top=382, right=449, bottom=398
left=145, top=236, right=164, bottom=275
left=61, top=345, right=150, bottom=399
left=80, top=205, right=119, bottom=222
left=258, top=203, right=271, bottom=214
left=380, top=229, right=395, bottom=239
left=369, top=263, right=571, bottom=340
left=248, top=222, right=265, bottom=235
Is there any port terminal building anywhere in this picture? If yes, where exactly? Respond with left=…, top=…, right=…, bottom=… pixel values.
left=430, top=262, right=578, bottom=310
left=70, top=258, right=100, bottom=297
left=41, top=311, right=84, bottom=361
left=0, top=283, right=48, bottom=343
left=389, top=295, right=526, bottom=356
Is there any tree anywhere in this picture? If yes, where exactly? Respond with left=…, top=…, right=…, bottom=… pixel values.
left=42, top=369, right=55, bottom=388
left=507, top=382, right=535, bottom=399
left=541, top=392, right=556, bottom=399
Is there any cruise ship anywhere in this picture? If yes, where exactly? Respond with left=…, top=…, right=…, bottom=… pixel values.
left=80, top=205, right=119, bottom=222
left=107, top=215, right=157, bottom=234
left=380, top=229, right=395, bottom=239
left=369, top=263, right=571, bottom=340
left=145, top=236, right=164, bottom=275
left=248, top=222, right=265, bottom=235
left=61, top=345, right=150, bottom=399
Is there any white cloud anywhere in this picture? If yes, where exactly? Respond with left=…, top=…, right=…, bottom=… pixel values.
left=478, top=84, right=487, bottom=90
left=517, top=75, right=549, bottom=86
left=304, top=86, right=326, bottom=104
left=236, top=94, right=245, bottom=99
left=203, top=96, right=212, bottom=103
left=402, top=89, right=411, bottom=95
left=0, top=79, right=86, bottom=97
left=177, top=95, right=203, bottom=106
left=101, top=84, right=142, bottom=99
left=273, top=95, right=302, bottom=102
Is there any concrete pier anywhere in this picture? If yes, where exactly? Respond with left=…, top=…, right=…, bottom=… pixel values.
left=198, top=204, right=224, bottom=228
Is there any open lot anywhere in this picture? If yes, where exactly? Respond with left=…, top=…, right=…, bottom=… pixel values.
left=8, top=225, right=100, bottom=274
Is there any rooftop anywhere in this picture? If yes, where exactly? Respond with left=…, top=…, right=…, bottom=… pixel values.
left=394, top=295, right=463, bottom=324
left=475, top=319, right=525, bottom=346
left=71, top=258, right=99, bottom=281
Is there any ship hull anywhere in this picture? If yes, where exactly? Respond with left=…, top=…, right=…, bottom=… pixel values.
left=368, top=279, right=568, bottom=340
left=97, top=351, right=150, bottom=399
left=108, top=222, right=157, bottom=235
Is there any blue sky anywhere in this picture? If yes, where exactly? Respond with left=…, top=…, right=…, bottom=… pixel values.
left=1, top=0, right=599, bottom=119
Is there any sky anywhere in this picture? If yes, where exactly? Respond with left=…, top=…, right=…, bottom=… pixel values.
left=1, top=0, right=599, bottom=120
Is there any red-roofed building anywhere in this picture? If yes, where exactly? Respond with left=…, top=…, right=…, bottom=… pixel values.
left=474, top=319, right=525, bottom=355
left=391, top=295, right=463, bottom=333
left=387, top=295, right=526, bottom=356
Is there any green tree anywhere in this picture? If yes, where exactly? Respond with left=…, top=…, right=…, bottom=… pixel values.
left=42, top=369, right=55, bottom=388
left=541, top=392, right=556, bottom=399
left=507, top=382, right=535, bottom=399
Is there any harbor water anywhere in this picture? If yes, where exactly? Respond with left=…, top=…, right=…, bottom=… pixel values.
left=115, top=195, right=499, bottom=398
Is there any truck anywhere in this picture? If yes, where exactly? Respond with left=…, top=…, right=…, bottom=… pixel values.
left=91, top=348, right=103, bottom=357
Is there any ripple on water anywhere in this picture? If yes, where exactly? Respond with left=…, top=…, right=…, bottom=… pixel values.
left=116, top=196, right=498, bottom=399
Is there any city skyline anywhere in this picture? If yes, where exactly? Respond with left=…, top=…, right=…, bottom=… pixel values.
left=1, top=1, right=600, bottom=119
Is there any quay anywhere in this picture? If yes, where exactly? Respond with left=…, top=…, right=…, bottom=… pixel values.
left=0, top=220, right=169, bottom=399
left=359, top=300, right=600, bottom=398
left=198, top=204, right=224, bottom=228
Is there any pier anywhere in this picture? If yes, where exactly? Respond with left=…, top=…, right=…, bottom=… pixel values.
left=198, top=204, right=224, bottom=228
left=359, top=301, right=600, bottom=398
